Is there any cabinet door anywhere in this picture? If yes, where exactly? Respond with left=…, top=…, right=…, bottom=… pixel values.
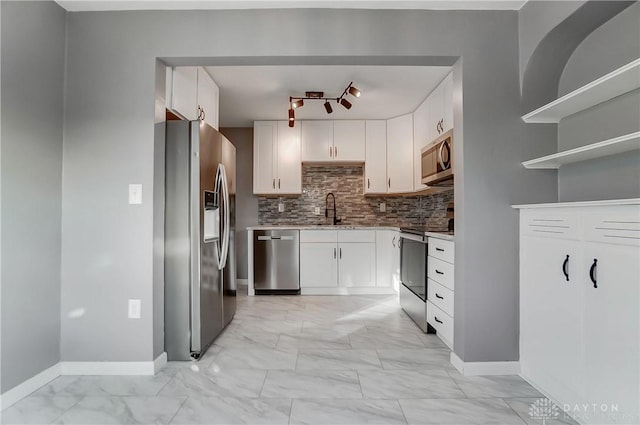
left=253, top=121, right=277, bottom=194
left=441, top=73, right=453, bottom=133
left=338, top=242, right=376, bottom=287
left=300, top=243, right=338, bottom=287
left=386, top=114, right=414, bottom=193
left=197, top=68, right=219, bottom=129
left=412, top=99, right=430, bottom=191
left=520, top=236, right=583, bottom=406
left=333, top=120, right=365, bottom=162
left=171, top=67, right=198, bottom=120
left=376, top=230, right=400, bottom=289
left=364, top=120, right=387, bottom=194
left=301, top=121, right=333, bottom=162
left=583, top=242, right=639, bottom=423
left=276, top=121, right=301, bottom=194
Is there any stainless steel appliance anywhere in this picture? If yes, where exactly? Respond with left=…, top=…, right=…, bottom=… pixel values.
left=254, top=230, right=300, bottom=294
left=421, top=129, right=453, bottom=187
left=165, top=120, right=236, bottom=361
left=399, top=228, right=429, bottom=332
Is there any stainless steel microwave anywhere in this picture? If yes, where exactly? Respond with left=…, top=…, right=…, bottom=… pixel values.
left=421, top=129, right=453, bottom=186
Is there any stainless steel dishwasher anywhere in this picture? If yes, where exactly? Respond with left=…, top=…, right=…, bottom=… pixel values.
left=253, top=230, right=300, bottom=294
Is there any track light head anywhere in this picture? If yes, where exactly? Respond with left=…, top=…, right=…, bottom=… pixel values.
left=340, top=98, right=352, bottom=110
left=348, top=85, right=361, bottom=98
left=288, top=107, right=295, bottom=127
left=288, top=119, right=295, bottom=128
left=291, top=99, right=304, bottom=109
left=324, top=100, right=333, bottom=114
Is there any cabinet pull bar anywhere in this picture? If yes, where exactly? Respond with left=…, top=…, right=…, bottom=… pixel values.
left=435, top=293, right=444, bottom=299
left=562, top=255, right=570, bottom=281
left=434, top=316, right=443, bottom=324
left=339, top=248, right=342, bottom=259
left=435, top=247, right=444, bottom=252
left=367, top=178, right=370, bottom=189
left=589, top=259, right=598, bottom=288
left=278, top=178, right=281, bottom=189
left=334, top=248, right=336, bottom=259
left=329, top=146, right=332, bottom=157
left=388, top=178, right=391, bottom=188
left=435, top=269, right=444, bottom=275
left=272, top=179, right=275, bottom=189
left=335, top=146, right=337, bottom=157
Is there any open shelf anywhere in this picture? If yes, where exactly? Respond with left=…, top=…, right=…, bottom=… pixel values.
left=522, top=59, right=640, bottom=123
left=523, top=132, right=640, bottom=169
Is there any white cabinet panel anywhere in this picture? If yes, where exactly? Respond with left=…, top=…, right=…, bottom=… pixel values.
left=520, top=235, right=583, bottom=406
left=386, top=114, right=414, bottom=193
left=427, top=279, right=454, bottom=316
left=333, top=120, right=365, bottom=162
left=428, top=256, right=454, bottom=290
left=412, top=98, right=430, bottom=192
left=300, top=243, right=338, bottom=288
left=426, top=301, right=453, bottom=348
left=375, top=230, right=400, bottom=289
left=171, top=67, right=198, bottom=120
left=427, top=83, right=443, bottom=142
left=338, top=230, right=375, bottom=243
left=276, top=121, right=301, bottom=194
left=301, top=121, right=333, bottom=162
left=338, top=243, right=376, bottom=287
left=364, top=120, right=387, bottom=194
left=300, top=230, right=338, bottom=243
left=583, top=242, right=639, bottom=423
left=253, top=121, right=277, bottom=194
left=428, top=238, right=454, bottom=263
left=442, top=73, right=453, bottom=133
left=197, top=68, right=219, bottom=129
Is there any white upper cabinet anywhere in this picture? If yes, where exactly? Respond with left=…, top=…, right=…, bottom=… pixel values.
left=332, top=120, right=365, bottom=162
left=386, top=114, right=414, bottom=193
left=301, top=121, right=333, bottom=162
left=276, top=121, right=302, bottom=194
left=197, top=68, right=219, bottom=129
left=253, top=121, right=301, bottom=195
left=170, top=67, right=198, bottom=121
left=364, top=120, right=387, bottom=194
left=442, top=73, right=453, bottom=134
left=168, top=66, right=220, bottom=128
left=427, top=72, right=454, bottom=142
left=412, top=97, right=430, bottom=192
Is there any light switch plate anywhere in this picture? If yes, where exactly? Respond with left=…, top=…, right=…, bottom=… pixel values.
left=379, top=202, right=386, bottom=212
left=128, top=184, right=142, bottom=205
left=278, top=203, right=285, bottom=213
left=128, top=299, right=141, bottom=319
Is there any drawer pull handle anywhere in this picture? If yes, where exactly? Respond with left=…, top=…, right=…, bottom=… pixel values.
left=334, top=248, right=336, bottom=259
left=435, top=270, right=444, bottom=275
left=434, top=316, right=443, bottom=324
left=436, top=247, right=444, bottom=252
left=589, top=259, right=598, bottom=288
left=435, top=293, right=444, bottom=299
left=562, top=255, right=570, bottom=281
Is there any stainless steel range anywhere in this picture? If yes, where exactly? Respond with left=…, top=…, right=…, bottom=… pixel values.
left=399, top=227, right=429, bottom=332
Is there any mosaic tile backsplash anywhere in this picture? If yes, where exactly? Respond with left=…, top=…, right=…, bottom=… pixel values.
left=258, top=165, right=454, bottom=229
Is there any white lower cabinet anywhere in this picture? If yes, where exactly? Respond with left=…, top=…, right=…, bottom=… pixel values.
left=518, top=203, right=639, bottom=425
left=375, top=230, right=400, bottom=289
left=299, top=229, right=397, bottom=294
left=426, top=237, right=455, bottom=349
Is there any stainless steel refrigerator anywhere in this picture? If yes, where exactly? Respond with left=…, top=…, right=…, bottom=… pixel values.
left=164, top=120, right=236, bottom=361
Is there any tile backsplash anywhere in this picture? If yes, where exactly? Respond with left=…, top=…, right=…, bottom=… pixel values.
left=258, top=165, right=454, bottom=229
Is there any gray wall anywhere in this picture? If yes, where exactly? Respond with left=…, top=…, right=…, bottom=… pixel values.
left=220, top=127, right=257, bottom=281
left=557, top=3, right=640, bottom=202
left=0, top=1, right=66, bottom=392
left=60, top=8, right=557, bottom=363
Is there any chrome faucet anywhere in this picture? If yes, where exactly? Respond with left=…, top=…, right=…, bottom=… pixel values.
left=325, top=192, right=341, bottom=225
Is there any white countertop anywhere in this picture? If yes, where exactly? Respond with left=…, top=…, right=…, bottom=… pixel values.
left=512, top=198, right=640, bottom=209
left=247, top=225, right=455, bottom=241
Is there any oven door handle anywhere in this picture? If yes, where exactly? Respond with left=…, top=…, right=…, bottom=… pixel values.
left=400, top=233, right=425, bottom=243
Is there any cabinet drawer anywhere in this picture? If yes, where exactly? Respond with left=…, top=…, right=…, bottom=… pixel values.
left=427, top=301, right=453, bottom=348
left=428, top=256, right=454, bottom=290
left=427, top=279, right=454, bottom=316
left=428, top=238, right=454, bottom=263
left=300, top=230, right=338, bottom=243
left=338, top=230, right=375, bottom=243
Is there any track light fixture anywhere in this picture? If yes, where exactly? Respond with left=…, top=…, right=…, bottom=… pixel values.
left=286, top=82, right=361, bottom=126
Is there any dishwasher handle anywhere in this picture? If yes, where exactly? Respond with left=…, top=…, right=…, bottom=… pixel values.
left=256, top=235, right=295, bottom=241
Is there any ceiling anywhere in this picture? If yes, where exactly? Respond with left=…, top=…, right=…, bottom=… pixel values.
left=57, top=1, right=527, bottom=12
left=206, top=65, right=452, bottom=127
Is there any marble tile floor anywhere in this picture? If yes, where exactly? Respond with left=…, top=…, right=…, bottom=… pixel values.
left=2, top=292, right=579, bottom=425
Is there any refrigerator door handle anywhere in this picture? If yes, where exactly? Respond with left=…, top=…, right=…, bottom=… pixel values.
left=218, top=164, right=231, bottom=270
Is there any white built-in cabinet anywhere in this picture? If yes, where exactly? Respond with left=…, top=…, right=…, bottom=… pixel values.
left=167, top=67, right=219, bottom=129
left=375, top=230, right=400, bottom=289
left=386, top=114, right=415, bottom=193
left=517, top=201, right=640, bottom=424
left=426, top=73, right=453, bottom=142
left=253, top=121, right=302, bottom=195
left=412, top=99, right=430, bottom=192
left=301, top=120, right=366, bottom=163
left=426, top=237, right=455, bottom=349
left=364, top=120, right=388, bottom=194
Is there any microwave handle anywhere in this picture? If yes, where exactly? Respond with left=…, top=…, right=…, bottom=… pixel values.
left=438, top=141, right=451, bottom=170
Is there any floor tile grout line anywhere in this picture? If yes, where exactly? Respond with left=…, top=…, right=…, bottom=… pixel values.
left=500, top=397, right=533, bottom=425
left=166, top=395, right=189, bottom=425
left=258, top=369, right=270, bottom=398
left=46, top=393, right=86, bottom=425
left=444, top=368, right=471, bottom=398
left=396, top=398, right=411, bottom=425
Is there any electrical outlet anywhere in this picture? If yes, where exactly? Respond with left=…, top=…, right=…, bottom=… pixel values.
left=379, top=202, right=386, bottom=212
left=128, top=299, right=141, bottom=319
left=314, top=207, right=321, bottom=215
left=278, top=203, right=285, bottom=213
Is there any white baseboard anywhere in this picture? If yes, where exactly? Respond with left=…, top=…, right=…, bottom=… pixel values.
left=450, top=352, right=520, bottom=376
left=300, top=287, right=398, bottom=296
left=0, top=363, right=61, bottom=411
left=153, top=352, right=167, bottom=373
left=59, top=360, right=156, bottom=376
left=237, top=279, right=248, bottom=286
